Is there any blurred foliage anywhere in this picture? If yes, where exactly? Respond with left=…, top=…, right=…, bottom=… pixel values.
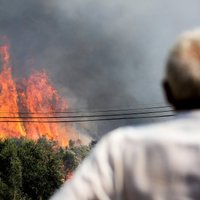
left=0, top=137, right=93, bottom=200
left=61, top=139, right=92, bottom=178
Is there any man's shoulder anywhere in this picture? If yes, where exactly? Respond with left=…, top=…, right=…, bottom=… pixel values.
left=107, top=119, right=176, bottom=139
left=106, top=115, right=200, bottom=146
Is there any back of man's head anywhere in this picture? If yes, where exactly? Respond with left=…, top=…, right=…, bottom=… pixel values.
left=164, top=28, right=200, bottom=109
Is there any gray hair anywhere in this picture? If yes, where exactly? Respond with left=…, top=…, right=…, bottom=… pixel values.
left=166, top=28, right=200, bottom=101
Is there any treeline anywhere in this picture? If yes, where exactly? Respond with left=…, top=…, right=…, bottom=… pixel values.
left=0, top=137, right=94, bottom=200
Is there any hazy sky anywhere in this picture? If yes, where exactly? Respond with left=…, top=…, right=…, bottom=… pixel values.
left=0, top=0, right=200, bottom=137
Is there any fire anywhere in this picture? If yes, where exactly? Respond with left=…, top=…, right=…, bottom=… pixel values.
left=0, top=41, right=76, bottom=147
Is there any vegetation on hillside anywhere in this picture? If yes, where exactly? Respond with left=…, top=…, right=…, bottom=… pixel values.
left=0, top=137, right=93, bottom=200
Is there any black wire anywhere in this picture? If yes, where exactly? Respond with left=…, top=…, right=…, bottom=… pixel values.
left=0, top=109, right=174, bottom=119
left=0, top=105, right=173, bottom=115
left=0, top=114, right=175, bottom=123
left=54, top=105, right=172, bottom=114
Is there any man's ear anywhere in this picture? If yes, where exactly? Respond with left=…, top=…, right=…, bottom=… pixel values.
left=162, top=80, right=175, bottom=105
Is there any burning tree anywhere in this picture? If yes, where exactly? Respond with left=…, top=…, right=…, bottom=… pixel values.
left=0, top=38, right=92, bottom=199
left=0, top=39, right=77, bottom=147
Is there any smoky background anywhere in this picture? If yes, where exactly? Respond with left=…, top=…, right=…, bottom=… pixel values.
left=0, top=0, right=199, bottom=138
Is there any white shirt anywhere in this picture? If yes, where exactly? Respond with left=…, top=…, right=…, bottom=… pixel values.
left=50, top=111, right=200, bottom=200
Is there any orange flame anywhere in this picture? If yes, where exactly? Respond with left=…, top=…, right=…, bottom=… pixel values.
left=0, top=42, right=76, bottom=147
left=0, top=45, right=26, bottom=139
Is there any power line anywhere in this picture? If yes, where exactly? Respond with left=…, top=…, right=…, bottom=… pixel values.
left=58, top=105, right=172, bottom=114
left=0, top=114, right=175, bottom=123
left=0, top=109, right=174, bottom=119
left=0, top=105, right=173, bottom=115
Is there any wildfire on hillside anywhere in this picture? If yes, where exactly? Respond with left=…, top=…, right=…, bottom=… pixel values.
left=0, top=41, right=77, bottom=147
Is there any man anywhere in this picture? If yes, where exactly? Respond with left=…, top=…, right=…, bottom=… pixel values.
left=50, top=28, right=200, bottom=200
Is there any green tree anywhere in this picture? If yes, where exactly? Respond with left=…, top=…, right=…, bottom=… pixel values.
left=0, top=139, right=23, bottom=199
left=0, top=137, right=93, bottom=200
left=62, top=140, right=91, bottom=179
left=17, top=137, right=64, bottom=200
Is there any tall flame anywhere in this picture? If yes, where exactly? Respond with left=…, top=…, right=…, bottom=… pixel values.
left=0, top=42, right=75, bottom=147
left=0, top=45, right=26, bottom=139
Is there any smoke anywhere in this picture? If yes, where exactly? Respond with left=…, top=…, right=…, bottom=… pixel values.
left=0, top=0, right=200, bottom=137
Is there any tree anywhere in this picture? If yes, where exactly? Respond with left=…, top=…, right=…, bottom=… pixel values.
left=62, top=139, right=91, bottom=180
left=17, top=137, right=64, bottom=200
left=0, top=139, right=23, bottom=199
left=0, top=137, right=93, bottom=199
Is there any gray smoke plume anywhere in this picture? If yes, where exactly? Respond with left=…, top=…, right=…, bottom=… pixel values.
left=0, top=0, right=199, bottom=138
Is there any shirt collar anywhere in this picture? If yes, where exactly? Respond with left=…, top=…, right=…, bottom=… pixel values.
left=176, top=109, right=200, bottom=119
